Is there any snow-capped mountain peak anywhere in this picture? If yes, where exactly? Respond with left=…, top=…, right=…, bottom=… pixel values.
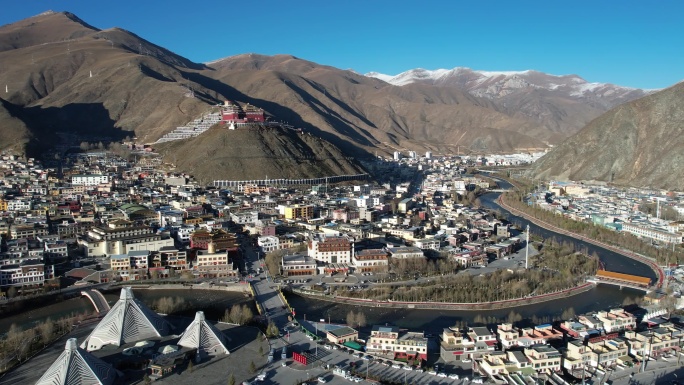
left=365, top=67, right=649, bottom=104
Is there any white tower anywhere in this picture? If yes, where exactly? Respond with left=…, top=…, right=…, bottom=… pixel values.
left=425, top=151, right=432, bottom=159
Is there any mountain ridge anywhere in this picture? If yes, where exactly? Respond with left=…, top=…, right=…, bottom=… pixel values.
left=529, top=82, right=684, bottom=190
left=366, top=67, right=652, bottom=137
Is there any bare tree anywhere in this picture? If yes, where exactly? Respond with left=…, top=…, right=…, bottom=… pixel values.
left=355, top=311, right=367, bottom=328
left=37, top=319, right=55, bottom=347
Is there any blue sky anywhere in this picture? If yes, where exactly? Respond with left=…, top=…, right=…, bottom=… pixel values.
left=2, top=1, right=683, bottom=89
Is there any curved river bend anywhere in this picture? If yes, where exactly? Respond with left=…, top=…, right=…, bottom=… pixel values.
left=286, top=180, right=655, bottom=332
left=2, top=180, right=657, bottom=334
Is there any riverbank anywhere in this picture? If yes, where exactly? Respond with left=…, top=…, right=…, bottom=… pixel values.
left=290, top=281, right=595, bottom=311
left=110, top=282, right=253, bottom=293
left=497, top=191, right=665, bottom=287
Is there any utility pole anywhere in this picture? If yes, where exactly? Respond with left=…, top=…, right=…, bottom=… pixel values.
left=525, top=225, right=530, bottom=269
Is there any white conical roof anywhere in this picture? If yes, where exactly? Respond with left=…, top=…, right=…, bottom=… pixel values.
left=35, top=338, right=119, bottom=385
left=81, top=287, right=171, bottom=351
left=177, top=311, right=230, bottom=355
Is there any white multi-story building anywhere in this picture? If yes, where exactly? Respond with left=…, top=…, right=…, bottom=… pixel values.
left=257, top=236, right=279, bottom=253
left=230, top=210, right=259, bottom=225
left=595, top=309, right=637, bottom=333
left=414, top=238, right=440, bottom=250
left=174, top=225, right=195, bottom=243
left=7, top=199, right=32, bottom=211
left=0, top=260, right=47, bottom=287
left=78, top=223, right=174, bottom=257
left=308, top=233, right=353, bottom=265
left=387, top=246, right=424, bottom=259
left=194, top=250, right=237, bottom=278
left=71, top=174, right=110, bottom=186
left=622, top=223, right=682, bottom=244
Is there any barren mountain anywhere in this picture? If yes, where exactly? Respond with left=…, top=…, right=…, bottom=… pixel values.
left=367, top=68, right=650, bottom=137
left=0, top=11, right=218, bottom=151
left=156, top=125, right=364, bottom=182
left=0, top=12, right=365, bottom=178
left=203, top=54, right=548, bottom=155
left=530, top=82, right=684, bottom=189
left=2, top=10, right=630, bottom=178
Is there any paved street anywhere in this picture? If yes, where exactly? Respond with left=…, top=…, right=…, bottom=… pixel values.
left=243, top=244, right=471, bottom=385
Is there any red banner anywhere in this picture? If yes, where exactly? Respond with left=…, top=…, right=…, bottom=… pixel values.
left=293, top=352, right=307, bottom=366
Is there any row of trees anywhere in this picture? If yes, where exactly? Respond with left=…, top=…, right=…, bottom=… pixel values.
left=338, top=246, right=596, bottom=304
left=221, top=304, right=254, bottom=325
left=151, top=297, right=189, bottom=315
left=503, top=184, right=684, bottom=264
left=390, top=257, right=461, bottom=279
left=345, top=310, right=367, bottom=328
left=0, top=312, right=91, bottom=373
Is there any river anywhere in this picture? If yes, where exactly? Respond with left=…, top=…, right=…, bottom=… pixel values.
left=284, top=179, right=655, bottom=332
left=2, top=181, right=655, bottom=334
left=0, top=288, right=251, bottom=333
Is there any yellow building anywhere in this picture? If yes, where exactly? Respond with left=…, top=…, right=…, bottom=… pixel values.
left=0, top=199, right=7, bottom=211
left=284, top=204, right=313, bottom=220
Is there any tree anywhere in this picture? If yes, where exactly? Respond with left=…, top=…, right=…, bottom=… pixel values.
left=7, top=286, right=18, bottom=299
left=346, top=310, right=356, bottom=327
left=143, top=374, right=151, bottom=385
left=37, top=318, right=55, bottom=347
left=227, top=373, right=235, bottom=385
left=228, top=305, right=243, bottom=324
left=355, top=311, right=367, bottom=328
left=240, top=304, right=254, bottom=325
left=266, top=321, right=279, bottom=338
left=187, top=360, right=194, bottom=373
left=561, top=307, right=576, bottom=321
left=249, top=360, right=257, bottom=374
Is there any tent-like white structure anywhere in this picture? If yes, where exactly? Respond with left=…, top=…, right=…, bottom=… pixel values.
left=35, top=338, right=119, bottom=385
left=177, top=311, right=230, bottom=355
left=81, top=287, right=171, bottom=351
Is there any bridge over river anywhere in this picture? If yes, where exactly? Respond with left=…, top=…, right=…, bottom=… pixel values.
left=81, top=288, right=111, bottom=314
left=587, top=270, right=654, bottom=293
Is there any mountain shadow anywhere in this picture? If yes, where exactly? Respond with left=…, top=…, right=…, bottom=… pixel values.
left=8, top=101, right=133, bottom=156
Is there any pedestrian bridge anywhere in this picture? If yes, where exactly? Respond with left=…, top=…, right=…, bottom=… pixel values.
left=587, top=270, right=653, bottom=293
left=81, top=288, right=111, bottom=314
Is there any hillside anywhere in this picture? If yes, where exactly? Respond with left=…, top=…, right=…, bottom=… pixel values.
left=203, top=54, right=548, bottom=155
left=0, top=11, right=216, bottom=152
left=367, top=68, right=650, bottom=138
left=155, top=125, right=364, bottom=182
left=530, top=82, right=684, bottom=189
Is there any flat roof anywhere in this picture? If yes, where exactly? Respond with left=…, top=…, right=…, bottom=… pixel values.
left=328, top=326, right=358, bottom=338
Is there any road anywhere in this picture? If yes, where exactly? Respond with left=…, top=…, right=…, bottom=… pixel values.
left=243, top=244, right=469, bottom=385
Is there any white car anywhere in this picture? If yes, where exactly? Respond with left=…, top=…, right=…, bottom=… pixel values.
left=392, top=364, right=401, bottom=369
left=402, top=365, right=412, bottom=371
left=462, top=358, right=472, bottom=363
left=437, top=372, right=447, bottom=378
left=427, top=370, right=437, bottom=376
left=317, top=376, right=327, bottom=383
left=448, top=373, right=459, bottom=379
